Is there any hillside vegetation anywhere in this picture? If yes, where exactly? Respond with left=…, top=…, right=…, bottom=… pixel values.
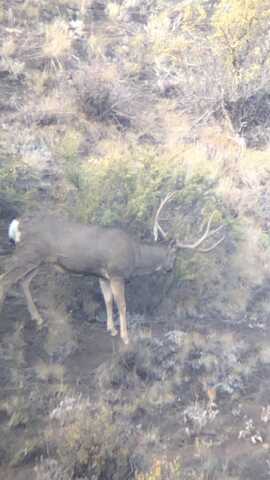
left=1, top=1, right=270, bottom=479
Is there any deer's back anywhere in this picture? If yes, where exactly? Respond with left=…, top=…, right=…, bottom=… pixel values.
left=17, top=216, right=138, bottom=279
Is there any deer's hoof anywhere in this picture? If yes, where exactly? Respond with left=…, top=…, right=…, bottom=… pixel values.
left=34, top=317, right=44, bottom=330
left=122, top=335, right=129, bottom=345
left=109, top=328, right=118, bottom=337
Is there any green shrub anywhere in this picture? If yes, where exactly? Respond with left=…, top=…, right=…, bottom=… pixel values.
left=0, top=165, right=30, bottom=206
left=66, top=142, right=221, bottom=242
left=57, top=129, right=82, bottom=162
left=47, top=396, right=135, bottom=479
left=66, top=144, right=185, bottom=230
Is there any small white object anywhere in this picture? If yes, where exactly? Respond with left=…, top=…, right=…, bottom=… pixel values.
left=251, top=433, right=263, bottom=444
left=8, top=218, right=21, bottom=244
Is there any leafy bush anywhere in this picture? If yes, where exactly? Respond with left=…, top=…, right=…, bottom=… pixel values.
left=211, top=0, right=270, bottom=89
left=57, top=128, right=82, bottom=162
left=0, top=164, right=30, bottom=207
left=46, top=396, right=135, bottom=480
left=66, top=144, right=186, bottom=230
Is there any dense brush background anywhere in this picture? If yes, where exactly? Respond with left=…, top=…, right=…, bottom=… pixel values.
left=1, top=1, right=270, bottom=479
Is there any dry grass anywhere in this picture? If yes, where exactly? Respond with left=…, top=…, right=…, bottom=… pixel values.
left=21, top=0, right=40, bottom=19
left=30, top=70, right=51, bottom=95
left=0, top=5, right=4, bottom=22
left=106, top=2, right=122, bottom=20
left=231, top=220, right=270, bottom=286
left=87, top=33, right=108, bottom=59
left=73, top=63, right=136, bottom=127
left=198, top=125, right=244, bottom=160
left=58, top=0, right=87, bottom=5
left=258, top=344, right=270, bottom=364
left=35, top=361, right=65, bottom=382
left=43, top=19, right=72, bottom=61
left=1, top=37, right=17, bottom=57
left=39, top=91, right=72, bottom=112
left=96, top=134, right=130, bottom=158
left=0, top=56, right=25, bottom=77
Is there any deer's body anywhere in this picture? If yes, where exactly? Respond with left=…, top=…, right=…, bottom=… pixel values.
left=0, top=202, right=223, bottom=345
left=55, top=224, right=170, bottom=278
left=10, top=216, right=171, bottom=278
left=0, top=216, right=173, bottom=344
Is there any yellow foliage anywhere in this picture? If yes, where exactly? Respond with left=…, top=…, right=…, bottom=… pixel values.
left=146, top=10, right=192, bottom=57
left=182, top=3, right=207, bottom=30
left=211, top=0, right=270, bottom=81
left=136, top=455, right=181, bottom=480
left=146, top=12, right=172, bottom=56
left=143, top=3, right=209, bottom=80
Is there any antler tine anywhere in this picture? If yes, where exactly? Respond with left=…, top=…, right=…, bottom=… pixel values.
left=175, top=212, right=224, bottom=251
left=197, top=235, right=225, bottom=253
left=153, top=192, right=176, bottom=242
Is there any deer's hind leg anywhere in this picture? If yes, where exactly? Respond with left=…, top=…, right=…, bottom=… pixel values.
left=110, top=277, right=128, bottom=345
left=0, top=262, right=41, bottom=312
left=21, top=269, right=44, bottom=328
left=99, top=278, right=117, bottom=337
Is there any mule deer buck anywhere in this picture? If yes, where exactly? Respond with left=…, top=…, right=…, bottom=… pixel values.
left=0, top=195, right=224, bottom=344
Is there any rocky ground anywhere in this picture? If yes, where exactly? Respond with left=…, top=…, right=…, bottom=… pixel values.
left=1, top=221, right=270, bottom=480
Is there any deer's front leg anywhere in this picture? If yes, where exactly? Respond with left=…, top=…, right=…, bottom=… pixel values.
left=110, top=277, right=128, bottom=345
left=21, top=269, right=44, bottom=328
left=99, top=278, right=117, bottom=337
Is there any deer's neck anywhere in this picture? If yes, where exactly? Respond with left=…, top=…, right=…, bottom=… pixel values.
left=133, top=243, right=169, bottom=276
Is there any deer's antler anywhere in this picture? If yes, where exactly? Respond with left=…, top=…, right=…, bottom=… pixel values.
left=153, top=193, right=224, bottom=252
left=153, top=192, right=176, bottom=242
left=175, top=212, right=225, bottom=252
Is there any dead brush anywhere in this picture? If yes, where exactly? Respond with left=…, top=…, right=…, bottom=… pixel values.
left=72, top=63, right=138, bottom=128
